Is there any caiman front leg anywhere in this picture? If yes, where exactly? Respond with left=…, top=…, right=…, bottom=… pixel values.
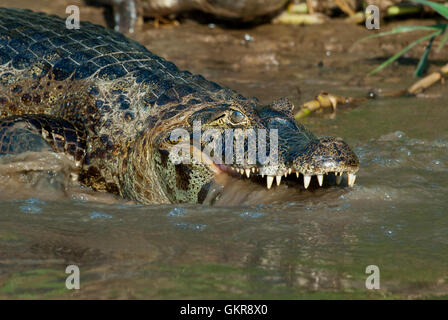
left=0, top=114, right=123, bottom=199
left=0, top=114, right=121, bottom=195
left=96, top=0, right=139, bottom=33
left=0, top=114, right=87, bottom=163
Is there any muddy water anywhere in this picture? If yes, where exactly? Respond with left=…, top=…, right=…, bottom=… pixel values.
left=1, top=1, right=448, bottom=299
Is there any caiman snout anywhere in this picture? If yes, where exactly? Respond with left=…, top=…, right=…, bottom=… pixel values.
left=213, top=136, right=359, bottom=190
left=292, top=137, right=359, bottom=188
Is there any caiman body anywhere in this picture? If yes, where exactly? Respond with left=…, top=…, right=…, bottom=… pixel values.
left=0, top=8, right=359, bottom=204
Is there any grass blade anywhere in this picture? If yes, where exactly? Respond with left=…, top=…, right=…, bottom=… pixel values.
left=414, top=35, right=436, bottom=77
left=356, top=24, right=445, bottom=44
left=437, top=27, right=448, bottom=52
left=368, top=30, right=442, bottom=76
left=410, top=0, right=448, bottom=20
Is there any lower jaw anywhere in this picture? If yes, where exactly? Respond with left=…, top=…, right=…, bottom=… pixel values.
left=205, top=171, right=356, bottom=206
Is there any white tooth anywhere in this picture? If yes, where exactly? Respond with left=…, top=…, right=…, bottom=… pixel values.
left=261, top=174, right=265, bottom=178
left=288, top=168, right=292, bottom=174
left=317, top=174, right=323, bottom=186
left=348, top=173, right=356, bottom=187
left=267, top=176, right=274, bottom=189
left=239, top=168, right=244, bottom=175
left=284, top=172, right=287, bottom=177
left=336, top=175, right=342, bottom=185
left=245, top=169, right=251, bottom=178
left=304, top=175, right=311, bottom=189
left=251, top=167, right=255, bottom=173
left=276, top=175, right=282, bottom=186
left=296, top=172, right=299, bottom=178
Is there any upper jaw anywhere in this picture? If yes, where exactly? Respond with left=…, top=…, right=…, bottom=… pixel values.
left=291, top=136, right=359, bottom=189
left=292, top=136, right=359, bottom=174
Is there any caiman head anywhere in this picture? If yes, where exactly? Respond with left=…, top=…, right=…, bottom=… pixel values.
left=126, top=96, right=359, bottom=204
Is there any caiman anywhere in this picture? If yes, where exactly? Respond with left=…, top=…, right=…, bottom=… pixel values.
left=0, top=8, right=359, bottom=204
left=92, top=0, right=426, bottom=33
left=95, top=0, right=448, bottom=33
left=94, top=0, right=291, bottom=33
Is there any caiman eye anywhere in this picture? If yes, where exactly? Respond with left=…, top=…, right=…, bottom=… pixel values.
left=230, top=110, right=245, bottom=124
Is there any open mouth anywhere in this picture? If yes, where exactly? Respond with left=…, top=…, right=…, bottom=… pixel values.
left=212, top=137, right=359, bottom=190
left=216, top=163, right=357, bottom=190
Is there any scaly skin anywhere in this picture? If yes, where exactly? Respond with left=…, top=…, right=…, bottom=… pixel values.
left=0, top=8, right=359, bottom=204
left=96, top=0, right=290, bottom=33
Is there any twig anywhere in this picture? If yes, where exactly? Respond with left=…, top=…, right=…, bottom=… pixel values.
left=335, top=0, right=356, bottom=17
left=387, top=4, right=422, bottom=17
left=306, top=0, right=314, bottom=14
left=295, top=92, right=361, bottom=120
left=407, top=62, right=448, bottom=94
left=294, top=63, right=448, bottom=119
